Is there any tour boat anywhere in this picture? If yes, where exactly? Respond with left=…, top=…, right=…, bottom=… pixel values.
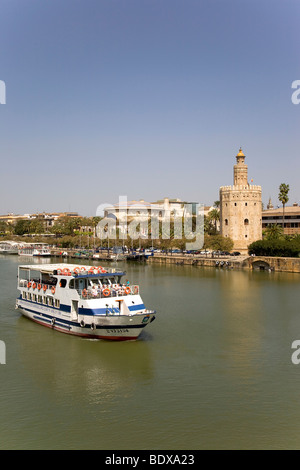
left=18, top=243, right=51, bottom=257
left=0, top=241, right=19, bottom=255
left=15, top=263, right=156, bottom=340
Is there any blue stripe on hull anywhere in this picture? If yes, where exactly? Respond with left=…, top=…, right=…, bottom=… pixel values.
left=18, top=305, right=150, bottom=331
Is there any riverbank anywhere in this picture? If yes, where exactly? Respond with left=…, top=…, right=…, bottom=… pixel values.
left=148, top=253, right=300, bottom=274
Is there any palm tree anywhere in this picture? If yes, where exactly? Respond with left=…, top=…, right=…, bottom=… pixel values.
left=278, top=183, right=290, bottom=231
left=263, top=224, right=284, bottom=240
left=208, top=209, right=220, bottom=233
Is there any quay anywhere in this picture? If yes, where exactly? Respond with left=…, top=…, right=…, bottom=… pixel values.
left=19, top=247, right=300, bottom=274
left=148, top=253, right=300, bottom=274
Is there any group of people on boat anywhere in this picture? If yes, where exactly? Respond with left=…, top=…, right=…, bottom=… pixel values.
left=83, top=279, right=136, bottom=299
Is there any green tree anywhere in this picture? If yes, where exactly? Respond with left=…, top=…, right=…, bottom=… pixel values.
left=263, top=224, right=284, bottom=240
left=208, top=209, right=220, bottom=233
left=278, top=183, right=290, bottom=230
left=14, top=219, right=31, bottom=235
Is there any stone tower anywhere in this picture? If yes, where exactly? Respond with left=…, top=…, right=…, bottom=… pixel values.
left=219, top=148, right=262, bottom=252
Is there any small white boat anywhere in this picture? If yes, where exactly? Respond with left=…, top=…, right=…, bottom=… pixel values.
left=15, top=263, right=156, bottom=341
left=18, top=243, right=51, bottom=257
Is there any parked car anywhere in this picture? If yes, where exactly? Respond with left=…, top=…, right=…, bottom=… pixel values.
left=230, top=251, right=241, bottom=256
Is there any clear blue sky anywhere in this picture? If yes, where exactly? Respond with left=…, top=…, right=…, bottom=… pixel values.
left=0, top=0, right=299, bottom=216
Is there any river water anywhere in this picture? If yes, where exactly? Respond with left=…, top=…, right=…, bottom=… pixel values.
left=1, top=254, right=300, bottom=450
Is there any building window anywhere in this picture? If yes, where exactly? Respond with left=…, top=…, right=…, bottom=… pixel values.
left=244, top=219, right=249, bottom=225
left=234, top=203, right=237, bottom=206
left=225, top=219, right=228, bottom=226
left=245, top=234, right=248, bottom=238
left=245, top=202, right=247, bottom=206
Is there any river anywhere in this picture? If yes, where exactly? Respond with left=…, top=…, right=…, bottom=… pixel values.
left=1, top=255, right=300, bottom=449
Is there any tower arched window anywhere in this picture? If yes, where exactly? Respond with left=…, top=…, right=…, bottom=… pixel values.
left=244, top=218, right=249, bottom=225
left=225, top=219, right=228, bottom=226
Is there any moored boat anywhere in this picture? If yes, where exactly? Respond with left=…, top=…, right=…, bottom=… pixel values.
left=18, top=243, right=51, bottom=257
left=15, top=263, right=156, bottom=340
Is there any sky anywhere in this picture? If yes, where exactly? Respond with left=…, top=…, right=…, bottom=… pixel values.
left=0, top=0, right=299, bottom=216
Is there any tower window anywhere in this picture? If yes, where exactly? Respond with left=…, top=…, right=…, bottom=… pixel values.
left=245, top=202, right=247, bottom=206
left=225, top=219, right=228, bottom=226
left=244, top=219, right=249, bottom=225
left=234, top=203, right=237, bottom=206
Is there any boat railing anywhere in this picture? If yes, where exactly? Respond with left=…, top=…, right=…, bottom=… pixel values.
left=78, top=285, right=139, bottom=300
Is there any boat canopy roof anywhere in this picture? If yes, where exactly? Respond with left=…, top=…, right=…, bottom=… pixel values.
left=18, top=263, right=125, bottom=277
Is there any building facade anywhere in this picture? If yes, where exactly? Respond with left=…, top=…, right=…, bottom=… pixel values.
left=262, top=203, right=300, bottom=236
left=219, top=148, right=262, bottom=251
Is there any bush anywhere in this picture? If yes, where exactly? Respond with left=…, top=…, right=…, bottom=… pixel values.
left=248, top=239, right=300, bottom=257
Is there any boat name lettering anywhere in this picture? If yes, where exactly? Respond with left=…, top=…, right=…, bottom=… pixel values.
left=106, top=329, right=129, bottom=334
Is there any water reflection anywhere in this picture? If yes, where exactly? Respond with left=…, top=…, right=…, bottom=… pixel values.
left=17, top=316, right=154, bottom=406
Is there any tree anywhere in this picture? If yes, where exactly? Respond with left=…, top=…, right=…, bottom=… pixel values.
left=14, top=219, right=31, bottom=235
left=208, top=209, right=220, bottom=233
left=263, top=224, right=284, bottom=240
left=278, top=183, right=290, bottom=231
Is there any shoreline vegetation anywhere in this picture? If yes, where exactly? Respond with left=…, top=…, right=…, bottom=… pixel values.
left=1, top=215, right=300, bottom=258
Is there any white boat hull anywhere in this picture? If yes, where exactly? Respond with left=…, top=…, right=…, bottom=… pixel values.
left=16, top=299, right=155, bottom=341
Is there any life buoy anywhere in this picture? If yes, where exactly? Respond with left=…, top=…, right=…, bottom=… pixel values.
left=51, top=286, right=55, bottom=294
left=32, top=282, right=37, bottom=289
left=82, top=289, right=88, bottom=298
left=73, top=267, right=81, bottom=274
left=43, top=284, right=47, bottom=291
left=102, top=288, right=110, bottom=297
left=124, top=286, right=131, bottom=295
left=38, top=283, right=42, bottom=291
left=101, top=268, right=107, bottom=273
left=57, top=269, right=63, bottom=275
left=133, top=286, right=139, bottom=294
left=80, top=267, right=86, bottom=272
left=27, top=282, right=31, bottom=288
left=62, top=268, right=71, bottom=276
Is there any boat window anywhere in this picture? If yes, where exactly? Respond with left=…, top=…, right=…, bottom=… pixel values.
left=69, top=279, right=74, bottom=289
left=22, top=291, right=26, bottom=300
left=75, top=278, right=87, bottom=290
left=28, top=293, right=32, bottom=301
left=48, top=297, right=54, bottom=307
left=29, top=270, right=42, bottom=283
left=32, top=294, right=37, bottom=302
left=60, top=279, right=67, bottom=288
left=55, top=299, right=60, bottom=308
left=38, top=295, right=43, bottom=303
left=42, top=274, right=57, bottom=286
left=43, top=296, right=47, bottom=305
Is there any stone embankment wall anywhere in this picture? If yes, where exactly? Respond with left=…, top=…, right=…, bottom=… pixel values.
left=149, top=254, right=300, bottom=273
